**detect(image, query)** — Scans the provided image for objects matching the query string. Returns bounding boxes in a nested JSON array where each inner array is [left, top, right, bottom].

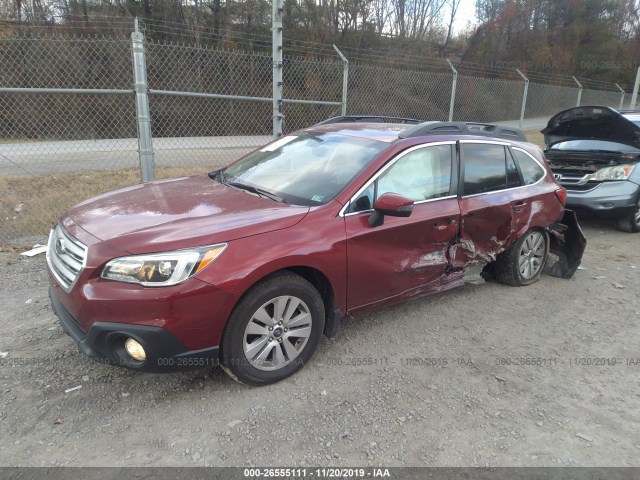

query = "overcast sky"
[[452, 0, 478, 34]]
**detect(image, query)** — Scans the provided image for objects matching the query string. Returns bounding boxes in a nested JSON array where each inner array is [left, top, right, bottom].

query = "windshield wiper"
[[211, 170, 286, 203], [226, 180, 286, 203]]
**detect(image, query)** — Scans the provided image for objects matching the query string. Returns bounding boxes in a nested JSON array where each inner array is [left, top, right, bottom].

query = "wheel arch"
[[238, 265, 336, 311], [220, 264, 340, 346], [284, 266, 336, 322], [494, 226, 550, 286], [218, 267, 330, 385]]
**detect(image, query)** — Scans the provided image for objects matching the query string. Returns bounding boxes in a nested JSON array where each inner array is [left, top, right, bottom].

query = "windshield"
[[221, 132, 388, 206], [549, 139, 640, 153]]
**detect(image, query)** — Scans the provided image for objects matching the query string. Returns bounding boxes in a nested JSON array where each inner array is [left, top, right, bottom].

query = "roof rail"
[[316, 115, 422, 125], [398, 121, 527, 142]]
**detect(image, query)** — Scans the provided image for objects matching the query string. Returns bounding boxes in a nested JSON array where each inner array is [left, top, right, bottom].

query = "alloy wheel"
[[518, 231, 546, 280], [243, 295, 313, 371]]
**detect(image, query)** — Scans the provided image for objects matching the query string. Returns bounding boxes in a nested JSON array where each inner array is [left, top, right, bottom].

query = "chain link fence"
[[454, 75, 524, 122], [0, 28, 630, 244], [0, 35, 139, 242], [146, 43, 275, 178], [582, 88, 625, 109], [523, 82, 579, 120], [348, 64, 452, 120]]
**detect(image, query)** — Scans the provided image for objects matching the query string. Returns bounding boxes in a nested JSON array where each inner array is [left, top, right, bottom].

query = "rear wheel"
[[616, 200, 640, 233], [220, 272, 325, 386], [494, 229, 549, 286]]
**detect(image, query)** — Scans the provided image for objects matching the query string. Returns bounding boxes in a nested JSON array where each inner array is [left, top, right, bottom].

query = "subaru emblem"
[[55, 238, 66, 255]]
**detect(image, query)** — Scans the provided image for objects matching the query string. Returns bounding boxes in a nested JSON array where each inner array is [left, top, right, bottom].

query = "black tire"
[[616, 201, 640, 233], [494, 229, 549, 287], [220, 272, 325, 386]]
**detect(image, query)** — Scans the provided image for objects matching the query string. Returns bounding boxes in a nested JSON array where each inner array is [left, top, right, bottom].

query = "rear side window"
[[506, 149, 521, 188], [513, 149, 545, 185], [461, 144, 507, 195]]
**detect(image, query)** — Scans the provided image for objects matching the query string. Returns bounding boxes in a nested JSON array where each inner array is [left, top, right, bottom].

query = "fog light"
[[124, 338, 146, 362]]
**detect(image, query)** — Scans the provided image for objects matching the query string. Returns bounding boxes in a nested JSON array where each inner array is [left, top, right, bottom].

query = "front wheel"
[[494, 229, 549, 286], [616, 200, 640, 233], [220, 272, 325, 386]]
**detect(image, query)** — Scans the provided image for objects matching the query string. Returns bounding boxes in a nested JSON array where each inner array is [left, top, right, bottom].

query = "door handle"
[[511, 201, 526, 212]]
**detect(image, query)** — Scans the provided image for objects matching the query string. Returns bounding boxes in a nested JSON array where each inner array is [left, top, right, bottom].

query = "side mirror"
[[368, 193, 414, 227]]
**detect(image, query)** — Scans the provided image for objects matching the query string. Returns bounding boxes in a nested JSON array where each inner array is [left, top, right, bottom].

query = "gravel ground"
[[1, 217, 639, 467]]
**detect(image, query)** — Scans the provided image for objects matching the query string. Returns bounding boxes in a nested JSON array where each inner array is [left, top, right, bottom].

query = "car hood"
[[541, 106, 640, 149], [67, 175, 309, 254]]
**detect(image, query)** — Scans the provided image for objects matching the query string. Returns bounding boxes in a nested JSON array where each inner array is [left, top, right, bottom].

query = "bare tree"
[[391, 0, 447, 39], [442, 0, 460, 51], [370, 0, 394, 34]]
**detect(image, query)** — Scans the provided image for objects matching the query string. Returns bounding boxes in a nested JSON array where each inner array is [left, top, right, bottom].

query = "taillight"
[[555, 188, 567, 206]]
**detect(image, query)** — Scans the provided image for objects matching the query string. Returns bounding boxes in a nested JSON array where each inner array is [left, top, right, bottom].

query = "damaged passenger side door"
[[344, 143, 460, 311]]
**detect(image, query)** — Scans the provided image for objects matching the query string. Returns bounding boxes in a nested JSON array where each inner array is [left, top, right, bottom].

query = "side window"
[[462, 143, 508, 195], [350, 184, 374, 212], [513, 149, 545, 185], [348, 145, 453, 213], [377, 145, 452, 202], [506, 149, 522, 188]]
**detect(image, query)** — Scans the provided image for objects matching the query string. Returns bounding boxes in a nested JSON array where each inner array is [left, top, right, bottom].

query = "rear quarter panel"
[[511, 144, 566, 234]]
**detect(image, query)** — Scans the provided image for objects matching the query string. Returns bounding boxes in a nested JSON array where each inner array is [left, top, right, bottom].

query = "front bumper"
[[50, 287, 219, 372], [564, 180, 640, 218]]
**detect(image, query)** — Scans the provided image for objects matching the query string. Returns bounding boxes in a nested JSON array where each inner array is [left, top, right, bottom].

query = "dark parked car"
[[47, 118, 585, 385], [542, 106, 640, 232]]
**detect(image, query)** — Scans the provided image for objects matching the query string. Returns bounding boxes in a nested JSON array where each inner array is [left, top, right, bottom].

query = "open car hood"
[[541, 106, 640, 149]]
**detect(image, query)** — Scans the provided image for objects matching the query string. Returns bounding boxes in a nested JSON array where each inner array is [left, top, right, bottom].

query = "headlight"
[[101, 244, 227, 287], [593, 164, 635, 181]]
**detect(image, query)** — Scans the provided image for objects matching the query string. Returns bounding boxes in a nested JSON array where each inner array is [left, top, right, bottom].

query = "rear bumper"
[[50, 287, 219, 372], [564, 180, 640, 217], [547, 210, 587, 280]]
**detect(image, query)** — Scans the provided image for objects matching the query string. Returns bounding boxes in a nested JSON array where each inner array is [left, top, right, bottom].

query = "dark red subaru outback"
[[47, 118, 585, 385]]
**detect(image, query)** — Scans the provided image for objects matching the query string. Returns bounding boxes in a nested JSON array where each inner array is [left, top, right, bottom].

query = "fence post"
[[615, 83, 625, 110], [446, 59, 457, 122], [272, 0, 284, 137], [333, 45, 348, 116], [572, 76, 583, 107], [131, 18, 154, 182], [630, 67, 640, 109], [515, 69, 529, 129]]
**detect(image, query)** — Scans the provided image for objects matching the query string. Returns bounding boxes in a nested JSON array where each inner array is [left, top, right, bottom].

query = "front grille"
[[46, 224, 87, 292], [553, 167, 597, 176], [555, 174, 601, 192], [563, 181, 601, 192]]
